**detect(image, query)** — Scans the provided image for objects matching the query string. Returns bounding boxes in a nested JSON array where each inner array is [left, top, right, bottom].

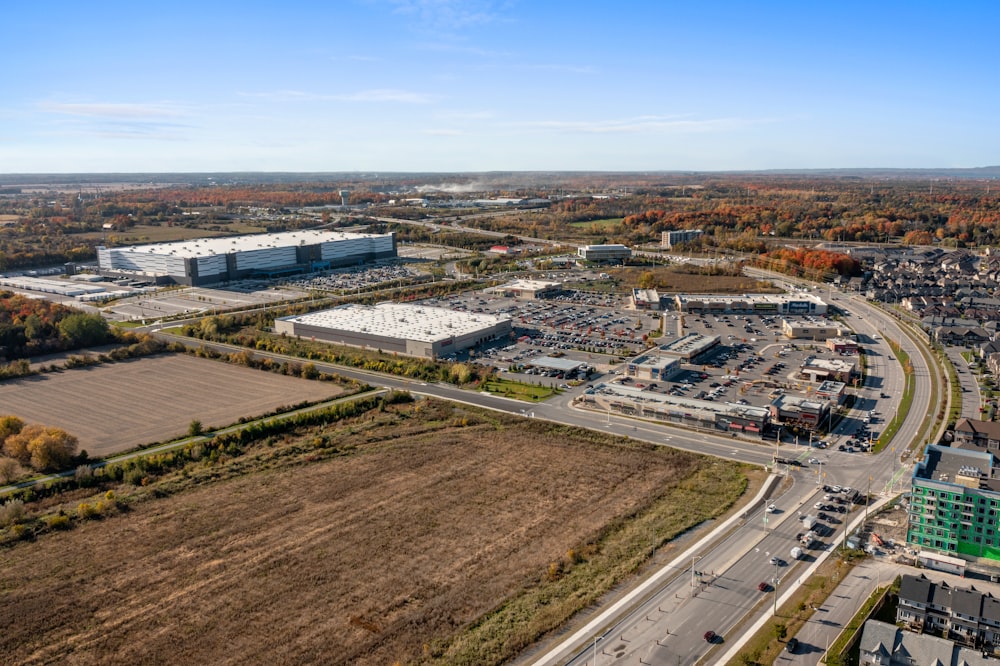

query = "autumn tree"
[[0, 457, 21, 484], [0, 415, 25, 445], [4, 424, 78, 471]]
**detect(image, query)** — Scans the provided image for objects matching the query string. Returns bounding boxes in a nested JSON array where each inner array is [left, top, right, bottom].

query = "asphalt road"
[[121, 275, 937, 665], [530, 281, 935, 665]]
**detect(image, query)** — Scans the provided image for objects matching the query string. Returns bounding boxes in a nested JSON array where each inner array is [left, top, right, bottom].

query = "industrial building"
[[577, 244, 632, 263], [629, 288, 663, 311], [580, 384, 771, 436], [657, 332, 720, 361], [673, 293, 828, 315], [814, 380, 847, 402], [97, 230, 396, 286], [661, 229, 703, 249], [907, 441, 1000, 562], [826, 337, 860, 354], [799, 356, 857, 383], [273, 302, 512, 359], [623, 354, 683, 382], [769, 394, 831, 429], [781, 319, 845, 340], [484, 279, 561, 300]]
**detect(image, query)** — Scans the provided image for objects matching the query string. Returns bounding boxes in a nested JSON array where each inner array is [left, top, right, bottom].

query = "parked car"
[[786, 637, 799, 653]]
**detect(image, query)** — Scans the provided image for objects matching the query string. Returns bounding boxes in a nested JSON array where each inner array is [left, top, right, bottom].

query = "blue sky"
[[3, 0, 998, 173]]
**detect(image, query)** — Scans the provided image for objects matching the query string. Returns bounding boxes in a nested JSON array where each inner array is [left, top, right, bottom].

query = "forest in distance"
[[2, 169, 1000, 272]]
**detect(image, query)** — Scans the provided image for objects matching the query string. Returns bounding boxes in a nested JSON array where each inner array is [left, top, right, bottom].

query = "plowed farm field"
[[0, 401, 749, 666], [0, 354, 343, 457]]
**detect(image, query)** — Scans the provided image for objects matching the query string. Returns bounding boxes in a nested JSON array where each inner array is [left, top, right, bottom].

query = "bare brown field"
[[0, 354, 342, 457], [611, 265, 780, 294], [0, 402, 748, 666], [74, 222, 267, 244]]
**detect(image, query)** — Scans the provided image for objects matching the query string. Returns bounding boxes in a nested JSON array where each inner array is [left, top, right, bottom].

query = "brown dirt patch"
[[0, 406, 737, 666], [611, 265, 780, 294], [0, 354, 342, 457]]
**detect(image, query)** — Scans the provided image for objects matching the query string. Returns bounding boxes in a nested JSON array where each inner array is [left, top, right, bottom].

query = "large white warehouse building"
[[97, 230, 396, 285], [274, 302, 513, 358]]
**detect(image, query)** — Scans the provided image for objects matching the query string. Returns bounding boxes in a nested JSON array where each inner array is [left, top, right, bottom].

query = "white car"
[[831, 485, 842, 493], [766, 504, 777, 513], [815, 501, 825, 509], [809, 458, 821, 464]]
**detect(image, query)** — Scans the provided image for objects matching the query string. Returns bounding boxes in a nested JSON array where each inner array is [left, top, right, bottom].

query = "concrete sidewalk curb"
[[531, 473, 783, 665], [714, 494, 897, 664]]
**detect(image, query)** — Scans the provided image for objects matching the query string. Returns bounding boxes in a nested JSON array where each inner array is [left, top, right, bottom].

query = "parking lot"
[[618, 312, 850, 404], [420, 286, 654, 377], [279, 263, 424, 293]]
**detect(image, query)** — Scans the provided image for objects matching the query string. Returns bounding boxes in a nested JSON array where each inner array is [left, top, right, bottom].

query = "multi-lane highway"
[[528, 281, 937, 665], [147, 271, 936, 666]]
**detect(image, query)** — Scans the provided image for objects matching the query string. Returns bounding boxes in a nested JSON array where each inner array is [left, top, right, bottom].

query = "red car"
[[757, 581, 769, 592], [704, 630, 717, 643]]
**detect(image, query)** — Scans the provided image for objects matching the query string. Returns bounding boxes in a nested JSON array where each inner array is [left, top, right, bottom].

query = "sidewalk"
[[780, 558, 900, 664]]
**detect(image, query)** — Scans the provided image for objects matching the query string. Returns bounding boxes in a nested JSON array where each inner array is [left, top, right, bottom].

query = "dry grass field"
[[0, 354, 342, 457], [611, 265, 781, 294], [0, 400, 749, 666], [73, 222, 268, 245]]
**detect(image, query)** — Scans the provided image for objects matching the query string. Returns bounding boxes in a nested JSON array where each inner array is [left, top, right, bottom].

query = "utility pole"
[[773, 560, 780, 616], [864, 475, 872, 528]]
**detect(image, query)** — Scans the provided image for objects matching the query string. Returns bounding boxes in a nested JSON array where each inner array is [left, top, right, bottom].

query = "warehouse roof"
[[108, 230, 389, 259], [278, 302, 510, 343]]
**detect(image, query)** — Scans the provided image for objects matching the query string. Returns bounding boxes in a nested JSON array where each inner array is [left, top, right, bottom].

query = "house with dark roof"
[[980, 340, 1000, 360], [934, 326, 991, 347], [954, 418, 1000, 452], [896, 574, 1000, 652], [860, 619, 990, 665]]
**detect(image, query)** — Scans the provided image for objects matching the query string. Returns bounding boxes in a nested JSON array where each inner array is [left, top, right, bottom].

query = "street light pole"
[[864, 475, 872, 528], [593, 636, 602, 666], [691, 555, 702, 588], [773, 561, 780, 616]]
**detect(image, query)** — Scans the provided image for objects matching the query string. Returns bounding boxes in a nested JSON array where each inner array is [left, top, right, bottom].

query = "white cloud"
[[433, 109, 494, 120], [239, 88, 433, 104], [338, 88, 434, 103], [512, 115, 764, 134], [385, 0, 505, 30], [415, 41, 512, 58], [36, 102, 187, 119]]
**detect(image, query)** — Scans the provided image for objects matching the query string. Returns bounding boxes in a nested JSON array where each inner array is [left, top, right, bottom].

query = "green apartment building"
[[909, 436, 1000, 562]]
